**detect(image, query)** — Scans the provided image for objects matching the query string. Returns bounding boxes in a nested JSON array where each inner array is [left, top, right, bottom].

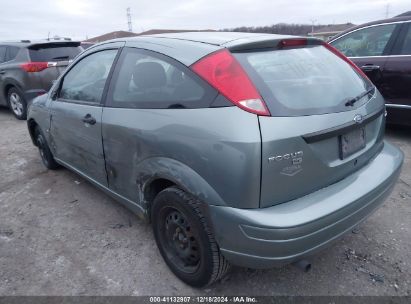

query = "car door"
[[382, 21, 411, 107], [49, 47, 119, 186], [330, 22, 400, 97]]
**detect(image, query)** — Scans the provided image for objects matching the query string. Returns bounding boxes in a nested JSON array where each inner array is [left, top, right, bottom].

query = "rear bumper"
[[209, 141, 403, 268]]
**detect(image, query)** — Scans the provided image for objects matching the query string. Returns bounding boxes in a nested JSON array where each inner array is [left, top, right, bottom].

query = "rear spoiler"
[[28, 41, 81, 50], [226, 37, 323, 52]]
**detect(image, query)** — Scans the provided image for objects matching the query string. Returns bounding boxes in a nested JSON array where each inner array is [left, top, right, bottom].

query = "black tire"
[[34, 126, 59, 170], [151, 187, 230, 287], [7, 87, 27, 120]]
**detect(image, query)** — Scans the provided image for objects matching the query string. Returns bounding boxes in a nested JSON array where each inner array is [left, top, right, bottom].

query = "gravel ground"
[[0, 107, 410, 296]]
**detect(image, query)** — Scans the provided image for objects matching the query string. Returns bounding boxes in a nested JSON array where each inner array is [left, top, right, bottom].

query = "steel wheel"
[[152, 187, 230, 287], [159, 207, 201, 274], [9, 92, 24, 117]]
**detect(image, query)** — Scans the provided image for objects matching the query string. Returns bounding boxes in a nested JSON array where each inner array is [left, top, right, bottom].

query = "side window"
[[399, 24, 411, 55], [108, 48, 216, 109], [332, 24, 396, 57], [0, 46, 6, 63], [59, 49, 117, 103], [5, 46, 19, 62]]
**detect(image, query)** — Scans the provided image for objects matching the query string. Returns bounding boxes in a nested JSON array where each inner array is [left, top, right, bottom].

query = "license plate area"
[[339, 128, 366, 159]]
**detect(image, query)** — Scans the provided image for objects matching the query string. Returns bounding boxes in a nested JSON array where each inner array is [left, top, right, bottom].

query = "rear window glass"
[[234, 45, 371, 116], [29, 44, 82, 62]]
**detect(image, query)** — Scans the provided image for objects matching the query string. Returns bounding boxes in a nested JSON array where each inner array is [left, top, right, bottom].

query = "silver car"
[[27, 32, 404, 287], [0, 40, 82, 119]]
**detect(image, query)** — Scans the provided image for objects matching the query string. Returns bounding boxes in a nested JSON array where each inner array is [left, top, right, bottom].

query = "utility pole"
[[127, 7, 133, 32], [385, 3, 390, 18], [310, 19, 317, 35]]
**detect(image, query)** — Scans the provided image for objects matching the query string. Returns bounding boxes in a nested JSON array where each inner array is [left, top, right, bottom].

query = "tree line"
[[221, 23, 328, 36]]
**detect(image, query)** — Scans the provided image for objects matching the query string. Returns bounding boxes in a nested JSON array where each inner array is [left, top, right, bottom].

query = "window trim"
[[330, 21, 407, 58], [104, 47, 218, 109], [4, 46, 20, 62], [392, 22, 411, 55], [55, 47, 122, 106], [0, 46, 20, 64]]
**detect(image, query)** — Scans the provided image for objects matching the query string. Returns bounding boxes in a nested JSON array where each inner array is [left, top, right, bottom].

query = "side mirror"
[[51, 90, 58, 100]]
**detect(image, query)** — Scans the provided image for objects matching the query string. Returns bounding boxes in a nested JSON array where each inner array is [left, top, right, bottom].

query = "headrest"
[[132, 62, 166, 89]]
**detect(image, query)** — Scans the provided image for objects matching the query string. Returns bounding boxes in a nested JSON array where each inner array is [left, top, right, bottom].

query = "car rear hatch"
[[25, 42, 82, 90], [230, 38, 386, 208]]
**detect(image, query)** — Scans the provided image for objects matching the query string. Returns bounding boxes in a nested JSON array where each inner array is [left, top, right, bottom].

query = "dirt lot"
[[0, 107, 410, 296]]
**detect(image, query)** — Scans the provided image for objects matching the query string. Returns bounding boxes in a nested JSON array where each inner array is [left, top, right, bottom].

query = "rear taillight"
[[20, 62, 55, 73], [322, 42, 370, 81], [191, 49, 270, 116]]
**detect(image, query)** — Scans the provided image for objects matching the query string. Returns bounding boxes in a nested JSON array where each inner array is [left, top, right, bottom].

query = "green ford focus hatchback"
[[27, 32, 404, 287]]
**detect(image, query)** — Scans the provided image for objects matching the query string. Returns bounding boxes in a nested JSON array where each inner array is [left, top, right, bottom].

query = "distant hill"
[[84, 29, 216, 43], [396, 11, 411, 17], [84, 31, 138, 43]]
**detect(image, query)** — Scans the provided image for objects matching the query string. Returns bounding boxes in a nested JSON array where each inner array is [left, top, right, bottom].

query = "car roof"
[[86, 32, 317, 66], [330, 15, 411, 41], [130, 31, 296, 46], [97, 32, 304, 66]]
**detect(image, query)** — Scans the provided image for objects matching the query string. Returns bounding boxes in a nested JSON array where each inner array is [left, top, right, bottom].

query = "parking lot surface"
[[0, 108, 410, 296]]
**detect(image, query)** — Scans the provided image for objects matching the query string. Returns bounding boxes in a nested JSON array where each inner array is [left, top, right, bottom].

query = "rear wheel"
[[34, 126, 59, 170], [7, 87, 27, 120], [151, 187, 230, 287]]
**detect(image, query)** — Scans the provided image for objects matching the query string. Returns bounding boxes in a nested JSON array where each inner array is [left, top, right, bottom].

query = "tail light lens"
[[20, 62, 55, 73], [278, 38, 307, 48], [191, 49, 270, 116], [322, 42, 370, 81]]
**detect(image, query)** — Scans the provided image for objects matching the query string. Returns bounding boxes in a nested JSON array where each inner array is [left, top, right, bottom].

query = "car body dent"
[[27, 94, 52, 144], [101, 106, 262, 210], [136, 157, 226, 206]]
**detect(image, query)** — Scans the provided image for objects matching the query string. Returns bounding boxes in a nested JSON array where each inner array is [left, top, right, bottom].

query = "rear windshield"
[[234, 45, 372, 116], [29, 43, 82, 62]]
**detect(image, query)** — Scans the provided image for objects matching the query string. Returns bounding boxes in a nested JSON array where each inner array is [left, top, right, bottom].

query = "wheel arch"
[[4, 83, 14, 99], [138, 157, 226, 220], [27, 118, 39, 146], [2, 79, 24, 102]]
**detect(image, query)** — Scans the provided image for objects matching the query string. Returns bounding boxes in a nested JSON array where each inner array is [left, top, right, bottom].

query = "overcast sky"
[[0, 0, 409, 41]]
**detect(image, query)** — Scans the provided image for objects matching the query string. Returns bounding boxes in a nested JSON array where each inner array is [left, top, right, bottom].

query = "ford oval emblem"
[[353, 114, 363, 124]]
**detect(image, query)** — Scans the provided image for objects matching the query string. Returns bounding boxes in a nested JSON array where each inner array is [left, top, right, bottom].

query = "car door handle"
[[0, 70, 5, 74], [82, 114, 96, 125], [361, 64, 380, 71]]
